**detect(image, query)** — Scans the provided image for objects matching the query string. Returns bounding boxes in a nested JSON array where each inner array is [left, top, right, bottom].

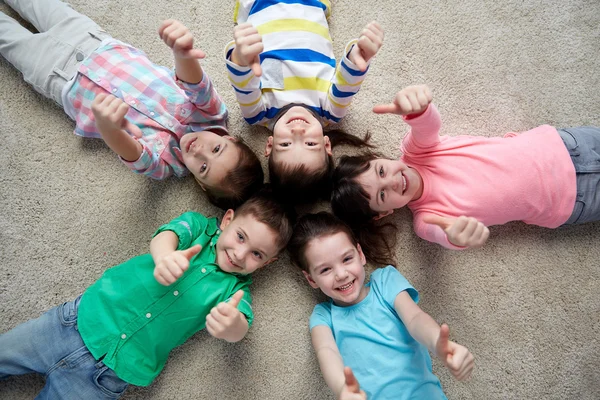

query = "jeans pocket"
[[94, 365, 129, 398], [565, 200, 585, 225], [59, 296, 82, 327], [558, 129, 580, 157]]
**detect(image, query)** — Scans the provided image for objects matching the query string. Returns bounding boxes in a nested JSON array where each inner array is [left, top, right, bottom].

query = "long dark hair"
[[268, 129, 373, 204], [331, 152, 397, 266], [288, 212, 358, 272]]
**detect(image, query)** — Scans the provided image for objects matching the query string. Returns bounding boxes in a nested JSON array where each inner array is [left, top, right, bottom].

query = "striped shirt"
[[63, 39, 228, 180], [225, 0, 369, 129]]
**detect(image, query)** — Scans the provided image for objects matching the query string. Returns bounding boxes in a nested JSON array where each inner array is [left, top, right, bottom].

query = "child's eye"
[[200, 163, 207, 173], [252, 251, 262, 259], [237, 232, 244, 242], [306, 142, 316, 146], [320, 267, 331, 274], [379, 166, 384, 177], [280, 143, 291, 147], [212, 144, 221, 153], [343, 256, 353, 263], [380, 190, 385, 202]]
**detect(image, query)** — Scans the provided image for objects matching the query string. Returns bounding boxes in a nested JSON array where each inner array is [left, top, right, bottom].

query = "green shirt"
[[77, 212, 253, 386]]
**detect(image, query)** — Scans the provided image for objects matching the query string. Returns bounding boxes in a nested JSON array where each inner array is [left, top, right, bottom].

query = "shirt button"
[[76, 52, 84, 62], [173, 290, 179, 296], [121, 334, 127, 339], [150, 111, 155, 116], [95, 77, 101, 82], [146, 313, 152, 318], [112, 88, 117, 93], [201, 268, 206, 273], [130, 101, 136, 105]]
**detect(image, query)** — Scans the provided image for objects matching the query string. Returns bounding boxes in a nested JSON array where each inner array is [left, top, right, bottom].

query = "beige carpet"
[[1, 0, 599, 399]]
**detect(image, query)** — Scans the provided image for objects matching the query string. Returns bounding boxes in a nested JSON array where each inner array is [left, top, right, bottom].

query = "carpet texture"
[[1, 0, 599, 399]]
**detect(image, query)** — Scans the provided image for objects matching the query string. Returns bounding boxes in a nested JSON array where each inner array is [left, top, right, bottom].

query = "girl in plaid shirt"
[[0, 0, 264, 209]]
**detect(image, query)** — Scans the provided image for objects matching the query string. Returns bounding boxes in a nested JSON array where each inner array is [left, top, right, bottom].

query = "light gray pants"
[[0, 0, 110, 106]]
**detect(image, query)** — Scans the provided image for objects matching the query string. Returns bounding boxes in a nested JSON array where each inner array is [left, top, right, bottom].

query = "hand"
[[423, 215, 489, 248], [158, 19, 206, 60], [348, 21, 384, 71], [206, 290, 248, 342], [153, 244, 202, 285], [231, 22, 263, 76], [338, 367, 367, 400], [435, 324, 475, 381], [91, 93, 143, 138], [373, 84, 432, 116]]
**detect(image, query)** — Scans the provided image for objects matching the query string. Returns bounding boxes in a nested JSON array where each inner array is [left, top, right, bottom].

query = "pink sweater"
[[403, 105, 576, 249]]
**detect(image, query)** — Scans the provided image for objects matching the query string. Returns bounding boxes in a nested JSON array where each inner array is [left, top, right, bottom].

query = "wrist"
[[230, 48, 248, 67]]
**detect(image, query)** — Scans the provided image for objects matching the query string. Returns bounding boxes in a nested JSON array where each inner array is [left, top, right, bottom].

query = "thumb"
[[423, 215, 454, 231], [187, 48, 206, 59], [228, 290, 245, 308], [124, 120, 144, 139], [344, 367, 361, 393], [436, 323, 451, 360], [372, 103, 399, 114], [353, 53, 367, 72], [251, 58, 262, 77], [181, 244, 202, 260]]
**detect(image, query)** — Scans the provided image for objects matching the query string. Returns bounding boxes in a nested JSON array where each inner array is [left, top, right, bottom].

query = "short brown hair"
[[203, 139, 264, 210], [234, 186, 296, 252], [288, 212, 357, 272]]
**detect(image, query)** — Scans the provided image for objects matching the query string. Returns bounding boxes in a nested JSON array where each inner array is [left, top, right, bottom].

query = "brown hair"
[[268, 129, 373, 204], [234, 186, 296, 252], [331, 153, 397, 266], [203, 139, 264, 210], [288, 212, 357, 272]]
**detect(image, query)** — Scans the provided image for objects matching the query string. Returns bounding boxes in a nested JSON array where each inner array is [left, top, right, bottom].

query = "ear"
[[263, 256, 278, 267], [302, 270, 320, 289], [224, 135, 237, 142], [219, 209, 235, 230], [264, 136, 273, 157], [323, 135, 332, 156], [194, 176, 206, 191], [373, 210, 393, 220], [356, 243, 367, 266]]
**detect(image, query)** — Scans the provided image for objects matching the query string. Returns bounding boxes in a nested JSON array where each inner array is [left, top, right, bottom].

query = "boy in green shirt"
[[0, 190, 294, 398]]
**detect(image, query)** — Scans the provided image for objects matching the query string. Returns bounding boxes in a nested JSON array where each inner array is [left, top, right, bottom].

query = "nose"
[[291, 126, 305, 135], [335, 267, 348, 281]]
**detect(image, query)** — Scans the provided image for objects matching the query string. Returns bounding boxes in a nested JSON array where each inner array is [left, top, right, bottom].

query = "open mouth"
[[186, 137, 197, 153], [287, 117, 308, 124], [335, 279, 355, 293], [226, 251, 242, 270], [401, 173, 407, 194]]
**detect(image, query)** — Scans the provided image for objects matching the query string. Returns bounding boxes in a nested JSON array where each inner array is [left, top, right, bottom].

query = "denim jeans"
[[558, 126, 600, 225], [0, 0, 110, 106], [0, 297, 129, 399]]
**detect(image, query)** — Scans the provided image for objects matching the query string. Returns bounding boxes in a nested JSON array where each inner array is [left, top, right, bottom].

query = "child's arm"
[[324, 22, 384, 123], [91, 93, 144, 162], [150, 231, 202, 286], [311, 325, 353, 399], [373, 85, 442, 149], [205, 290, 249, 342], [224, 23, 268, 125], [394, 291, 475, 381], [422, 214, 490, 249]]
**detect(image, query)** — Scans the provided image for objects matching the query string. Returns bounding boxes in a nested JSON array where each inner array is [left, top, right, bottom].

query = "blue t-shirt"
[[309, 266, 447, 400]]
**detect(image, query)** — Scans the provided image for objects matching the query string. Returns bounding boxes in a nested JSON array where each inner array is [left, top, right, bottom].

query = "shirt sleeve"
[[309, 303, 333, 330], [323, 40, 370, 124], [224, 41, 268, 126], [373, 266, 419, 307], [413, 212, 466, 250], [153, 212, 209, 250], [120, 138, 175, 180], [175, 70, 228, 125], [401, 104, 443, 154]]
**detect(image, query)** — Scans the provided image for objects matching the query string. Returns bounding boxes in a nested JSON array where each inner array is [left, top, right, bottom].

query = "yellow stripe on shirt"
[[257, 19, 331, 41]]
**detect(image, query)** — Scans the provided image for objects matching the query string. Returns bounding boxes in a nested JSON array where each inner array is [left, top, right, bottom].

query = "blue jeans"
[[0, 297, 128, 399], [558, 126, 600, 225]]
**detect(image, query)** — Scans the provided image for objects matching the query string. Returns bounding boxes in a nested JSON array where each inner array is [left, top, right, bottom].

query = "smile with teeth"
[[336, 279, 355, 292], [401, 174, 407, 193], [226, 251, 242, 269], [186, 137, 197, 153], [287, 118, 308, 124]]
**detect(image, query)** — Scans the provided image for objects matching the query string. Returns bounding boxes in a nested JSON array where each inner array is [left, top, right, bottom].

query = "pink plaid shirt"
[[65, 40, 228, 179]]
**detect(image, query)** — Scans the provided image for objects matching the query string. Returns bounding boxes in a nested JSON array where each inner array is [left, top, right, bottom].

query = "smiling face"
[[355, 158, 424, 218], [302, 232, 368, 307], [216, 209, 280, 274], [179, 131, 241, 189], [266, 106, 331, 172]]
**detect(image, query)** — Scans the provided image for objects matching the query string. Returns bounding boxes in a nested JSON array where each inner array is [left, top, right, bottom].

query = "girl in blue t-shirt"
[[288, 212, 474, 400]]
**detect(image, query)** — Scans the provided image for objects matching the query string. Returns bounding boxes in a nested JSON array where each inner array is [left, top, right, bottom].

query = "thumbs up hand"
[[435, 324, 475, 381], [206, 290, 249, 342], [153, 244, 202, 285], [423, 215, 489, 248], [338, 367, 367, 400]]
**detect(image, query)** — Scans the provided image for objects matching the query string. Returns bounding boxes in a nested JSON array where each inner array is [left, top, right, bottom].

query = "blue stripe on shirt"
[[227, 63, 251, 76], [341, 59, 368, 76], [331, 85, 356, 98], [260, 49, 336, 68], [232, 85, 254, 95], [249, 0, 327, 16]]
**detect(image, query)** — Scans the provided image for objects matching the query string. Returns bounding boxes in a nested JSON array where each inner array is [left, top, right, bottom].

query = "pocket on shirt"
[[94, 365, 129, 397]]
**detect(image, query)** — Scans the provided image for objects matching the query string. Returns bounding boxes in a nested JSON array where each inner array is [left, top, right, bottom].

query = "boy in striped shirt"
[[225, 0, 384, 203]]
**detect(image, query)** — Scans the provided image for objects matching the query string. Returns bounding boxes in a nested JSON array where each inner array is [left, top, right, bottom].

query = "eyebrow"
[[240, 227, 267, 258]]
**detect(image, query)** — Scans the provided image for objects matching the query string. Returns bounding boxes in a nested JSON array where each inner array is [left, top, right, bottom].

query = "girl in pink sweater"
[[331, 84, 599, 261]]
